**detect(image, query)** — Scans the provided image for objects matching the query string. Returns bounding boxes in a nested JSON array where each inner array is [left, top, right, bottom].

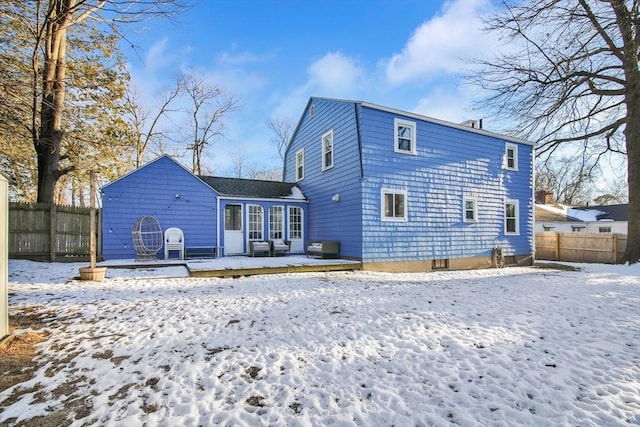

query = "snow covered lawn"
[[2, 260, 639, 426]]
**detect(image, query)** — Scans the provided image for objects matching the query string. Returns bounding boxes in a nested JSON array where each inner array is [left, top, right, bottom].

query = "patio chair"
[[250, 240, 270, 257], [270, 239, 291, 256], [164, 227, 184, 260]]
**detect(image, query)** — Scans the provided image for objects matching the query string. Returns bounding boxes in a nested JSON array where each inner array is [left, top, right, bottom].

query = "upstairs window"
[[505, 199, 519, 235], [505, 143, 518, 170], [394, 118, 416, 154], [463, 197, 477, 222], [382, 188, 407, 222], [322, 130, 334, 171], [296, 149, 304, 181]]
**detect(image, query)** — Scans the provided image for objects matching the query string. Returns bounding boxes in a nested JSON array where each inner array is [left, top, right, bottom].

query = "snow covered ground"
[[2, 259, 639, 426]]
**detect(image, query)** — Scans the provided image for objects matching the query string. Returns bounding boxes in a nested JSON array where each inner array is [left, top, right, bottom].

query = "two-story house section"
[[284, 97, 535, 272]]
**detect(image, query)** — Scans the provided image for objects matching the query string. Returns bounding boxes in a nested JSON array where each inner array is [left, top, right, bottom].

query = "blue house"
[[101, 155, 307, 260], [282, 97, 535, 272]]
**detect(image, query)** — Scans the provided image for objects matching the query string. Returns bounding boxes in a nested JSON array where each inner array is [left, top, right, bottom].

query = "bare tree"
[[268, 117, 295, 164], [472, 0, 640, 263], [536, 155, 595, 206], [124, 79, 184, 168], [182, 72, 239, 175], [4, 0, 188, 203]]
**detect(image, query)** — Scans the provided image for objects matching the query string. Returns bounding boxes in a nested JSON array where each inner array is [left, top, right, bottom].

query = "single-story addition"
[[282, 97, 536, 272], [535, 203, 629, 234], [101, 155, 308, 260]]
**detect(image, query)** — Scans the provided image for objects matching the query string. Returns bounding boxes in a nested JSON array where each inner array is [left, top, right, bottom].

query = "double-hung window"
[[322, 130, 334, 171], [505, 199, 519, 235], [505, 143, 518, 170], [463, 197, 477, 222], [296, 149, 304, 181], [382, 188, 407, 222], [394, 118, 416, 154]]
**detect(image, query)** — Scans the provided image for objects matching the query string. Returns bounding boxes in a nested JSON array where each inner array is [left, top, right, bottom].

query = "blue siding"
[[101, 156, 218, 260], [285, 98, 534, 264], [285, 99, 363, 258], [360, 106, 533, 263]]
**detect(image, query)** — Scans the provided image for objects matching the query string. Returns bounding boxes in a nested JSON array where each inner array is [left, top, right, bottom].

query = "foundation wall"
[[362, 254, 534, 273]]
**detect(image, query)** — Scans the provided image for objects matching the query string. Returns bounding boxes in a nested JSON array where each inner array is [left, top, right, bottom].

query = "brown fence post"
[[554, 232, 560, 261], [49, 203, 56, 262], [612, 234, 617, 264]]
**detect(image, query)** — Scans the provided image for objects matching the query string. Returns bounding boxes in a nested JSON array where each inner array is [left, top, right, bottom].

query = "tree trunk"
[[34, 0, 71, 203], [614, 0, 640, 264], [623, 98, 640, 263]]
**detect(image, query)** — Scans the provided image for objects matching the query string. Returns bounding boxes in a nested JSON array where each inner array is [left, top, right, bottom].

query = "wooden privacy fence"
[[9, 202, 101, 262], [535, 231, 627, 264]]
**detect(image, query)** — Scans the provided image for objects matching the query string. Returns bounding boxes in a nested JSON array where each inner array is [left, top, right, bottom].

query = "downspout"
[[531, 145, 536, 265], [216, 195, 221, 257]]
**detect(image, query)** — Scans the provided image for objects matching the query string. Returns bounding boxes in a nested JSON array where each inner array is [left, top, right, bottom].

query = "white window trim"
[[394, 118, 417, 155], [505, 199, 519, 235], [269, 205, 284, 240], [295, 148, 304, 181], [287, 206, 304, 241], [463, 196, 478, 223], [505, 143, 518, 171], [322, 129, 334, 171], [381, 188, 408, 222], [247, 204, 264, 241]]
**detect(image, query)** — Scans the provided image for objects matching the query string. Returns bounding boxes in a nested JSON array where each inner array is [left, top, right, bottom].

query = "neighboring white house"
[[535, 190, 628, 234]]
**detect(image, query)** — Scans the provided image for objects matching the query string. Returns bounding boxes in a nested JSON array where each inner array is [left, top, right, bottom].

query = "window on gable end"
[[296, 149, 304, 181], [463, 197, 477, 222], [394, 118, 416, 155], [505, 143, 518, 170], [322, 130, 334, 171], [381, 188, 407, 222]]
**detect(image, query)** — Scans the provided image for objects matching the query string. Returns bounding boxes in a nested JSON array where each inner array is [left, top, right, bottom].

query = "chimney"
[[536, 190, 554, 204]]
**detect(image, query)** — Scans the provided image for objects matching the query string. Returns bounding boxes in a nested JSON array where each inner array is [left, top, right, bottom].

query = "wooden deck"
[[100, 255, 362, 278]]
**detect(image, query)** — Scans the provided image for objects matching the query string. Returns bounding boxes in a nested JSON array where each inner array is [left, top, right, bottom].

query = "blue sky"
[[122, 0, 497, 176]]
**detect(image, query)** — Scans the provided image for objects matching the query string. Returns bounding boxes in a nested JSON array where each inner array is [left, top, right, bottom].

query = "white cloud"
[[271, 52, 365, 120], [143, 37, 174, 74], [306, 52, 364, 95], [385, 0, 493, 85], [414, 86, 476, 124]]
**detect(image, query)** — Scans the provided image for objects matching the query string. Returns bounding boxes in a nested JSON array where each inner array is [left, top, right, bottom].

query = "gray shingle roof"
[[573, 204, 628, 221], [199, 176, 304, 199]]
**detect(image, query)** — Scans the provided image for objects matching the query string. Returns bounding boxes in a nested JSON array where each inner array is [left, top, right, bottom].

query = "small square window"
[[599, 226, 612, 233], [295, 149, 304, 181], [381, 188, 407, 222], [394, 118, 416, 154], [463, 197, 477, 222], [505, 199, 519, 235], [322, 130, 334, 171], [505, 143, 518, 170]]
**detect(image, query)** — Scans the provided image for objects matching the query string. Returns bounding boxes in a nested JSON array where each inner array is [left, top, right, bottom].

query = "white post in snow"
[[0, 173, 8, 339]]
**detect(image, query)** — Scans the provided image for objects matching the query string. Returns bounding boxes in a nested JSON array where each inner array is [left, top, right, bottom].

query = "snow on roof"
[[567, 207, 606, 222], [283, 186, 305, 200]]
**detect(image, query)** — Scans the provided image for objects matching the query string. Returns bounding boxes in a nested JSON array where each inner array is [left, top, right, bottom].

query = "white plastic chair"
[[164, 227, 184, 260]]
